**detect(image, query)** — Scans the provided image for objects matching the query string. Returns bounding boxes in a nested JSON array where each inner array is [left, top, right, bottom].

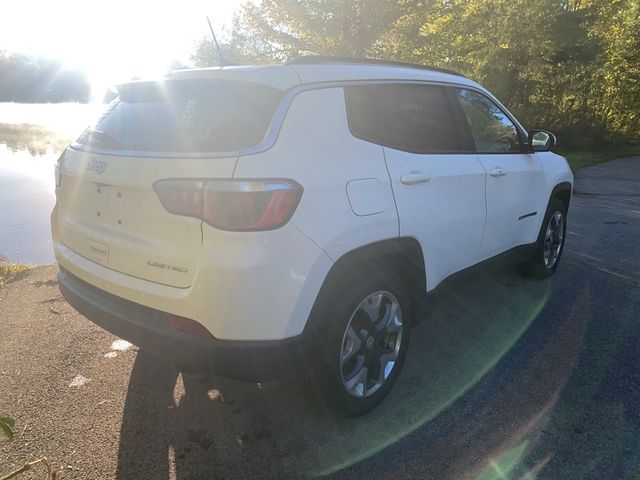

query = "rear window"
[[77, 80, 283, 153], [345, 84, 472, 153]]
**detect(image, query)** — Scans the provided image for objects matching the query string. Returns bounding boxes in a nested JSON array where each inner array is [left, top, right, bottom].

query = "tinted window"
[[345, 84, 469, 153], [456, 89, 523, 153], [77, 80, 283, 153]]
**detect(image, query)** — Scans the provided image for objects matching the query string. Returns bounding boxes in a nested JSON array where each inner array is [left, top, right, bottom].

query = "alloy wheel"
[[339, 291, 404, 398], [543, 210, 564, 269]]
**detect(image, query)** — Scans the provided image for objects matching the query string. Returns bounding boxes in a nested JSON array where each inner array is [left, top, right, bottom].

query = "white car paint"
[[233, 87, 399, 262], [476, 151, 546, 260], [51, 62, 573, 342], [383, 149, 487, 290]]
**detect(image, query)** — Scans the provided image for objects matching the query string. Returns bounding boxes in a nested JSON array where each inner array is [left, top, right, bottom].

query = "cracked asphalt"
[[1, 157, 639, 479]]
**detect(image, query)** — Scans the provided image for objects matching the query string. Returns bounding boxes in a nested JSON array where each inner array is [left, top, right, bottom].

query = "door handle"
[[400, 173, 432, 185], [489, 167, 508, 177]]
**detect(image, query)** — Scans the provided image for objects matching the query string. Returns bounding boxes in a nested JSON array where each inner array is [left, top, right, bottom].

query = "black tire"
[[520, 198, 567, 279], [302, 262, 412, 416]]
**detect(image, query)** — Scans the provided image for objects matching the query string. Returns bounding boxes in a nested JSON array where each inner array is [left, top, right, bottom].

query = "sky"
[[0, 0, 246, 98]]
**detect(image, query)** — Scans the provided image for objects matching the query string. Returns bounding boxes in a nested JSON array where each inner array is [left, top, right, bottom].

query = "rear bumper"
[[58, 268, 303, 381]]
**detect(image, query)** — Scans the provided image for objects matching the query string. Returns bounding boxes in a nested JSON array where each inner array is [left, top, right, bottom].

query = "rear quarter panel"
[[233, 87, 400, 336], [233, 87, 399, 261]]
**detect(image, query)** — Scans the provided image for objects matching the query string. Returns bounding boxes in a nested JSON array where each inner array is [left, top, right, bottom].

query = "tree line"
[[0, 52, 90, 103], [192, 0, 640, 147]]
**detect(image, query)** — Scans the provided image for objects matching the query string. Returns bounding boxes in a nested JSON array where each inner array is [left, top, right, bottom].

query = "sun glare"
[[0, 0, 244, 101]]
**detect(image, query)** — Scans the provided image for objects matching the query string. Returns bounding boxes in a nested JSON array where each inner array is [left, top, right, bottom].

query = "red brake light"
[[155, 180, 204, 218], [154, 179, 303, 231]]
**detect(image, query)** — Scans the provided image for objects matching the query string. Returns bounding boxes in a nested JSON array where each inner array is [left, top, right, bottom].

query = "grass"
[[559, 144, 640, 173], [0, 254, 32, 288]]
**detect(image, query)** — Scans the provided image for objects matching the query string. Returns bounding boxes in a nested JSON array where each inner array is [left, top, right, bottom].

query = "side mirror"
[[528, 129, 557, 152]]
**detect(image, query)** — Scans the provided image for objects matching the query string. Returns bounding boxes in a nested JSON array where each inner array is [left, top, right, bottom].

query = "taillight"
[[153, 179, 303, 231], [55, 149, 66, 187]]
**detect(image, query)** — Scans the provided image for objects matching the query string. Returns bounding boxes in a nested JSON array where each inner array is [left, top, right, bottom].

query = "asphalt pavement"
[[1, 156, 639, 479]]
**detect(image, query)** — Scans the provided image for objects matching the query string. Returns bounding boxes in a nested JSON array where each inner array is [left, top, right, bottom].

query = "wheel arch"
[[549, 181, 573, 212], [303, 236, 426, 334]]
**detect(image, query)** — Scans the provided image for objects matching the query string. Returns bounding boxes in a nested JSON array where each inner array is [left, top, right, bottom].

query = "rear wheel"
[[521, 198, 567, 278], [303, 264, 411, 416]]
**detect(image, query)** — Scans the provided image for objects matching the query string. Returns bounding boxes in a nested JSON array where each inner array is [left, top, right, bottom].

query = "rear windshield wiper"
[[81, 130, 123, 150]]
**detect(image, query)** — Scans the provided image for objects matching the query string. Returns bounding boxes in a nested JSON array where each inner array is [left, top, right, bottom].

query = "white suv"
[[52, 57, 573, 415]]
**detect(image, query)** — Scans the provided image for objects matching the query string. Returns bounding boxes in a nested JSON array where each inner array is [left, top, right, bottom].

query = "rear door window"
[[344, 84, 473, 153], [77, 80, 283, 153]]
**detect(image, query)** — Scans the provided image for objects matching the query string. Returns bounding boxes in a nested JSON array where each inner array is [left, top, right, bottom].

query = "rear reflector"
[[154, 179, 303, 231], [169, 314, 215, 339]]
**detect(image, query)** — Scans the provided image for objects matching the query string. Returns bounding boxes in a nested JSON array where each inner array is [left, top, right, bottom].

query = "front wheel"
[[303, 266, 412, 416], [521, 198, 567, 278]]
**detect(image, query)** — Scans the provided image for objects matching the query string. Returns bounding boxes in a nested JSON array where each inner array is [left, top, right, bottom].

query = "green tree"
[[191, 0, 640, 145], [382, 0, 609, 143], [589, 0, 640, 142], [0, 52, 90, 103], [191, 16, 274, 66], [238, 0, 414, 60]]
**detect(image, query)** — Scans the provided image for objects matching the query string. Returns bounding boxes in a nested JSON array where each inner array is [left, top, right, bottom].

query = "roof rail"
[[286, 55, 466, 78]]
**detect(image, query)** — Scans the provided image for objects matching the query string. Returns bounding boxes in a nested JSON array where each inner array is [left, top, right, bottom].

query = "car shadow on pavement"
[[115, 262, 590, 480]]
